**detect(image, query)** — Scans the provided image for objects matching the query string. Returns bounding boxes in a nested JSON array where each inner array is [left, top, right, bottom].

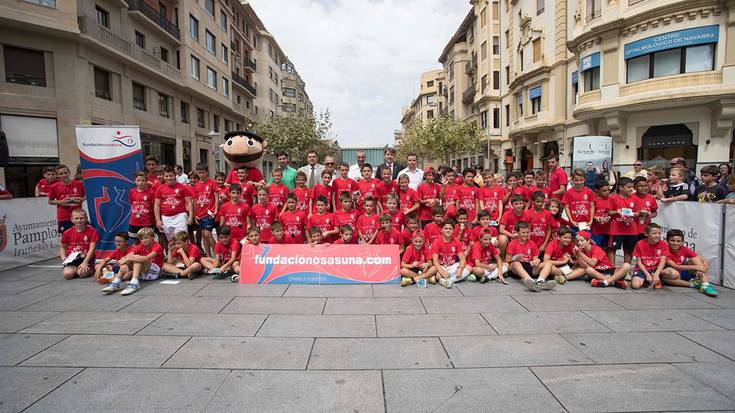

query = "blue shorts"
[[613, 235, 637, 253], [591, 234, 611, 249], [679, 270, 695, 281], [631, 269, 654, 279], [198, 216, 216, 231]]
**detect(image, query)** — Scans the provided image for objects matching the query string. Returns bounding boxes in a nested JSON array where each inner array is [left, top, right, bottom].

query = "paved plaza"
[[1, 260, 734, 412]]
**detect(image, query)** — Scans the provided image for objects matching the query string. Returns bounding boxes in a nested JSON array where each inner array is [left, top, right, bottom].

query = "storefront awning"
[[579, 52, 600, 72], [529, 86, 542, 99]]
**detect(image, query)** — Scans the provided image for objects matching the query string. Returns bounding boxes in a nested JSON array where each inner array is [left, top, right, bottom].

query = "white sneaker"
[[523, 278, 542, 292], [438, 278, 453, 289], [539, 280, 557, 290], [102, 282, 122, 295], [120, 283, 140, 296]]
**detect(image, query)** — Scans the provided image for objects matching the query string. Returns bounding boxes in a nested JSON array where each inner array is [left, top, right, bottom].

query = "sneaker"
[[522, 277, 542, 292], [159, 270, 179, 279], [187, 271, 197, 280], [230, 274, 239, 283], [428, 276, 437, 285], [120, 283, 140, 296], [102, 281, 122, 295], [653, 281, 663, 289], [591, 279, 605, 288], [539, 280, 557, 290], [466, 274, 477, 282], [400, 277, 413, 287], [438, 278, 453, 289], [690, 279, 701, 289], [212, 270, 230, 280], [614, 280, 628, 289], [553, 274, 567, 285], [479, 276, 489, 284], [699, 283, 719, 297]]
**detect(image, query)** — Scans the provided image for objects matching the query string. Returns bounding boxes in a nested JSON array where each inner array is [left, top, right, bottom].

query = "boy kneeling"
[[102, 227, 163, 296], [665, 229, 718, 297]]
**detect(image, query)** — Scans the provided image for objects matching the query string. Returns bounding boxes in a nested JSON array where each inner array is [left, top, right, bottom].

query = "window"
[[532, 38, 541, 62], [427, 110, 434, 119], [135, 31, 145, 48], [222, 78, 229, 97], [505, 30, 509, 48], [197, 108, 206, 128], [685, 44, 715, 73], [584, 67, 600, 91], [22, 0, 56, 7], [132, 82, 146, 110], [653, 48, 680, 78], [427, 94, 435, 104], [95, 5, 109, 28], [517, 93, 523, 116], [158, 92, 170, 117], [4, 46, 46, 86], [180, 101, 189, 123], [204, 0, 214, 17], [190, 55, 200, 80], [537, 0, 544, 14], [205, 30, 215, 55], [220, 43, 228, 64], [519, 50, 524, 71], [224, 119, 232, 132], [626, 55, 649, 83], [493, 36, 499, 55], [493, 71, 500, 90], [586, 0, 601, 22], [481, 75, 487, 93], [493, 108, 500, 128], [505, 104, 510, 126], [189, 15, 199, 41], [531, 96, 541, 114], [283, 87, 296, 97], [94, 67, 111, 100], [480, 8, 487, 27], [505, 65, 509, 85], [219, 12, 227, 31], [427, 80, 434, 87], [206, 67, 216, 89], [160, 46, 168, 62], [481, 41, 487, 60], [480, 110, 488, 129], [492, 1, 499, 19], [625, 43, 716, 83], [213, 114, 220, 132], [449, 85, 455, 104]]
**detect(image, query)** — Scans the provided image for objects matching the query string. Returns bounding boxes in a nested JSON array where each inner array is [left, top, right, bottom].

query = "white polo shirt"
[[397, 167, 424, 190]]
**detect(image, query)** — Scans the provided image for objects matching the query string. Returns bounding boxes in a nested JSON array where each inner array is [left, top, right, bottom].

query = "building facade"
[[0, 0, 311, 197]]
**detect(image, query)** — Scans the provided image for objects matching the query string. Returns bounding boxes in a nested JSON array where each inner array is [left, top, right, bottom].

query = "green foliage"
[[254, 109, 338, 166], [397, 115, 483, 165]]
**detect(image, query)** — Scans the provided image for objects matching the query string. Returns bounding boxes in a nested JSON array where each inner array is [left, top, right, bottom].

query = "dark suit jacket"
[[375, 162, 405, 180]]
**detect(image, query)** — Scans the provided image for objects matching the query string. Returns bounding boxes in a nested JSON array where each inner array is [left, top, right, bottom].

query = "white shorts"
[[442, 262, 470, 282], [480, 264, 508, 280], [141, 263, 160, 281], [161, 212, 188, 239]]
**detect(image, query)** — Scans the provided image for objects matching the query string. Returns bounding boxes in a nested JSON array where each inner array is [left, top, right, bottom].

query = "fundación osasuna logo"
[[112, 130, 135, 147]]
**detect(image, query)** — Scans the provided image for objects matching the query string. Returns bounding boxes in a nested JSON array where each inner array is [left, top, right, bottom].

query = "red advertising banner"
[[239, 244, 400, 284]]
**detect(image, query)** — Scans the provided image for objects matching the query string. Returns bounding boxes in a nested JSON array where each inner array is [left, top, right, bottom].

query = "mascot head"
[[220, 130, 267, 169]]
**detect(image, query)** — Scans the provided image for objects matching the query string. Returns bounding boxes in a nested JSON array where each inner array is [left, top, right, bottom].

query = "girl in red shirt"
[[569, 231, 631, 288], [417, 168, 441, 226], [292, 172, 311, 214]]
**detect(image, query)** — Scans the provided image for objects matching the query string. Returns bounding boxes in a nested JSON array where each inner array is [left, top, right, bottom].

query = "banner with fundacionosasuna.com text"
[[239, 244, 400, 284], [0, 197, 60, 271]]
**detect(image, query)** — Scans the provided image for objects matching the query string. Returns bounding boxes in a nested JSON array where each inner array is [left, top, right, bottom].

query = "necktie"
[[309, 166, 315, 187]]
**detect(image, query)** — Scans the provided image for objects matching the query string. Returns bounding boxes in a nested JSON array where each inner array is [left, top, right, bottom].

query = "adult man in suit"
[[297, 150, 325, 188], [375, 147, 405, 180]]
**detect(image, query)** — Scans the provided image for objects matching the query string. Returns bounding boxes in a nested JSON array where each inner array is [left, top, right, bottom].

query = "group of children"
[[54, 154, 718, 297]]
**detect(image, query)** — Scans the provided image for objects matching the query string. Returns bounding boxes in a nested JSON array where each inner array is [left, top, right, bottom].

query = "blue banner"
[[76, 126, 143, 257], [624, 25, 719, 60], [529, 86, 542, 99], [580, 52, 600, 72]]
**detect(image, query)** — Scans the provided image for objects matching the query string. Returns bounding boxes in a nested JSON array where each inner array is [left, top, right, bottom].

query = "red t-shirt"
[[333, 237, 356, 245], [237, 182, 256, 206], [423, 222, 443, 246], [332, 177, 357, 200], [215, 237, 241, 261], [548, 167, 568, 200], [523, 208, 552, 248], [544, 239, 574, 261], [61, 225, 99, 257], [500, 209, 525, 235], [467, 241, 500, 266], [667, 245, 697, 265], [267, 183, 289, 209], [226, 167, 264, 185], [250, 203, 278, 240], [442, 184, 461, 218], [356, 212, 380, 242], [279, 210, 307, 243], [431, 238, 463, 266], [585, 245, 614, 270], [217, 186, 231, 206], [401, 228, 416, 245], [131, 241, 164, 267], [146, 173, 159, 189], [592, 196, 611, 235], [308, 212, 336, 242], [479, 186, 504, 221], [633, 239, 669, 270], [356, 178, 381, 211], [387, 210, 405, 231], [155, 183, 190, 216], [402, 245, 432, 265], [374, 228, 403, 245], [376, 180, 398, 207], [457, 185, 480, 221], [292, 187, 311, 213], [310, 183, 333, 213], [192, 179, 217, 219], [108, 246, 130, 261], [398, 187, 420, 214], [471, 225, 498, 241], [48, 180, 85, 221], [634, 193, 658, 234], [129, 187, 155, 226], [506, 238, 539, 263], [36, 178, 55, 196], [562, 186, 596, 224], [173, 243, 202, 263], [453, 223, 472, 251], [510, 186, 530, 203], [609, 194, 638, 235], [266, 233, 294, 244], [417, 182, 441, 221], [219, 201, 251, 241], [332, 209, 358, 243]]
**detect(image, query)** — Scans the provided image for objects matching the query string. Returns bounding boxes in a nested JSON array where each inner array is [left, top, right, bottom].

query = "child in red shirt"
[[383, 194, 405, 232], [356, 164, 381, 213], [128, 171, 156, 242], [468, 227, 505, 283], [310, 170, 334, 214], [399, 230, 437, 286], [505, 221, 553, 292], [308, 195, 338, 243], [250, 186, 279, 240], [356, 196, 380, 244], [523, 192, 553, 252], [562, 169, 596, 231], [267, 169, 289, 211], [102, 227, 163, 295], [292, 172, 311, 214], [154, 166, 194, 243], [397, 174, 420, 216], [479, 171, 504, 224], [48, 164, 86, 233], [235, 166, 256, 206], [631, 223, 674, 289], [608, 177, 639, 264], [457, 168, 480, 223], [471, 211, 499, 243], [94, 232, 131, 283], [280, 194, 307, 243], [440, 169, 460, 219], [193, 163, 219, 256], [431, 218, 470, 288], [376, 167, 398, 211], [633, 176, 658, 236], [215, 172, 230, 205], [201, 225, 241, 278], [401, 214, 420, 246], [454, 208, 472, 252], [569, 231, 630, 288], [537, 227, 577, 285], [332, 162, 357, 208], [35, 166, 57, 197], [266, 221, 294, 244], [417, 168, 441, 225], [218, 184, 251, 242], [333, 225, 355, 245], [422, 206, 445, 247], [308, 227, 324, 246], [332, 192, 359, 243], [498, 195, 527, 254], [60, 209, 98, 280], [665, 229, 718, 296], [161, 231, 203, 280], [546, 198, 568, 233], [374, 214, 404, 251], [591, 181, 613, 261]]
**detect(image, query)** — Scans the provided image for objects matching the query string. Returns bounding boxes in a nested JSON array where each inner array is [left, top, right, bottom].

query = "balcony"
[[465, 54, 478, 75], [245, 59, 256, 72], [462, 84, 476, 104], [128, 0, 180, 41], [231, 71, 256, 97]]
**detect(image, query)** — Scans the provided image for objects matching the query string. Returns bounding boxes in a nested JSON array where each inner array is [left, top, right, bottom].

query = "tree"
[[397, 115, 483, 165], [254, 109, 337, 166]]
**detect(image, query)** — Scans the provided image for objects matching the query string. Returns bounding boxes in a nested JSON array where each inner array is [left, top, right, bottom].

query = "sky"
[[248, 0, 469, 148]]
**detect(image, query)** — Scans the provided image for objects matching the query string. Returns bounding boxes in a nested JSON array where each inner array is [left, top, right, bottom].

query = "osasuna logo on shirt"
[[296, 216, 301, 222], [237, 208, 242, 214], [265, 210, 269, 215], [583, 194, 588, 200], [175, 189, 179, 194], [143, 195, 148, 201]]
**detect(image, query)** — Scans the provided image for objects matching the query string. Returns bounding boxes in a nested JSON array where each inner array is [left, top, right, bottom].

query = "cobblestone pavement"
[[1, 259, 734, 412]]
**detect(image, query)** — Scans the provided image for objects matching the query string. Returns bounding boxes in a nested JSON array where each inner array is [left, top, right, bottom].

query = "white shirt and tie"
[[297, 163, 325, 188]]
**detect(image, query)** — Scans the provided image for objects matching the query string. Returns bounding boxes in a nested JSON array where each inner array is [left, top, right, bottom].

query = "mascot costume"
[[221, 130, 266, 185]]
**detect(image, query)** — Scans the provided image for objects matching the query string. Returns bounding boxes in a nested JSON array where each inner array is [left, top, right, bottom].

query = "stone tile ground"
[[1, 259, 734, 412]]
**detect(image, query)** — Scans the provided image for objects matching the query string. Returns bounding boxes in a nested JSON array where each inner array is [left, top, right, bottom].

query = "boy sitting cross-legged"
[[160, 231, 203, 280], [102, 227, 163, 296], [665, 229, 718, 297], [431, 218, 471, 289], [399, 230, 438, 286], [536, 227, 575, 286], [631, 223, 676, 290], [505, 221, 555, 292], [94, 232, 131, 283], [568, 231, 630, 288], [468, 227, 506, 283], [201, 225, 241, 279]]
